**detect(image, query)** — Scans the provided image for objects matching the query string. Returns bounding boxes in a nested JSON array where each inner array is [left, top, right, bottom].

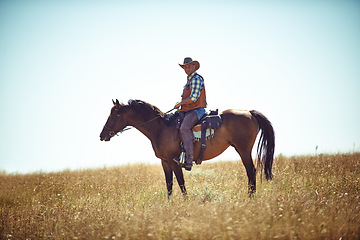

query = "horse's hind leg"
[[235, 147, 256, 196]]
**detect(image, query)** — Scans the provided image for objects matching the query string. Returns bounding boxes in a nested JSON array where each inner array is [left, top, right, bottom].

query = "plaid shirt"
[[185, 71, 204, 102]]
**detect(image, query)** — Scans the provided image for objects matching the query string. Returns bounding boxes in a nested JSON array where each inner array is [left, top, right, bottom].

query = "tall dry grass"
[[1, 153, 359, 239]]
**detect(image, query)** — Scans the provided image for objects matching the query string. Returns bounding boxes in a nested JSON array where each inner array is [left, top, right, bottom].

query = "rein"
[[105, 108, 175, 137]]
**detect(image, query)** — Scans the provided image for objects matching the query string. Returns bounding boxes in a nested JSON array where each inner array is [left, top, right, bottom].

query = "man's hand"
[[174, 102, 182, 109], [174, 98, 193, 109]]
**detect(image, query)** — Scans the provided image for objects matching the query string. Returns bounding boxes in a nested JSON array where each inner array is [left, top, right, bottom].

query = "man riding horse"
[[173, 57, 207, 171], [100, 57, 275, 196]]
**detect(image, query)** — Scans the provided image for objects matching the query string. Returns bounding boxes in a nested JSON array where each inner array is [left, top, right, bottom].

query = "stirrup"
[[173, 152, 185, 166]]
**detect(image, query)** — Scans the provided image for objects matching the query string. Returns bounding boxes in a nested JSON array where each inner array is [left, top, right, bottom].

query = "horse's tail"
[[250, 110, 275, 180]]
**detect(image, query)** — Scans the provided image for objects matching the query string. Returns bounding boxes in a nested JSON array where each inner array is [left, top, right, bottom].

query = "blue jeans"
[[179, 109, 203, 161], [194, 108, 206, 120]]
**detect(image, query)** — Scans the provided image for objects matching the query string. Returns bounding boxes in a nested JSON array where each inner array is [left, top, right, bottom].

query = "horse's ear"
[[112, 99, 116, 105], [116, 99, 120, 105]]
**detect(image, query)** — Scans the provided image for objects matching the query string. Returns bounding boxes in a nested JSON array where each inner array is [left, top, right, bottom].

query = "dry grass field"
[[1, 153, 359, 239]]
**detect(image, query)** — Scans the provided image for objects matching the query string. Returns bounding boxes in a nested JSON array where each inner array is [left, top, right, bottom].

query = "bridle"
[[103, 108, 175, 138], [103, 125, 118, 137]]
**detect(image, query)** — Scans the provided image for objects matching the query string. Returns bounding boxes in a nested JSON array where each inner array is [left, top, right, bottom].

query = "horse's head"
[[100, 99, 128, 141]]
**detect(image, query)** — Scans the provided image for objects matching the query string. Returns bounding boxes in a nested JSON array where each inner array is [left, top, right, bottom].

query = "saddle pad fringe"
[[193, 129, 214, 142]]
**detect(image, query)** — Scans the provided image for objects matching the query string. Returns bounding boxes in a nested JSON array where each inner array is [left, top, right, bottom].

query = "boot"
[[183, 156, 193, 171]]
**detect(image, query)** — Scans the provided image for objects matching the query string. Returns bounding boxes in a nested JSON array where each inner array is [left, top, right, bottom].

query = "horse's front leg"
[[171, 160, 187, 196], [161, 160, 174, 198]]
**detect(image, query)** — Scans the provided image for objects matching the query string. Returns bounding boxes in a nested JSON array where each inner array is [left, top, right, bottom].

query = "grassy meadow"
[[1, 153, 359, 239]]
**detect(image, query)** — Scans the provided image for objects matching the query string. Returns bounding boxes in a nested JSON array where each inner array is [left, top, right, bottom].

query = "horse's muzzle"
[[100, 125, 117, 141], [100, 136, 110, 141], [100, 132, 111, 141]]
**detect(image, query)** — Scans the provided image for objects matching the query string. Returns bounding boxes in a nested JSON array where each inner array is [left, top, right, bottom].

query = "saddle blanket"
[[193, 128, 214, 142]]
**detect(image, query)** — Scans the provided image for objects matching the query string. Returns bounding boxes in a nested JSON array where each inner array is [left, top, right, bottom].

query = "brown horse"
[[100, 99, 275, 197]]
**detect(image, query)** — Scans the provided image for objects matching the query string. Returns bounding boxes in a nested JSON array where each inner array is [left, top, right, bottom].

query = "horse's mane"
[[126, 99, 178, 126]]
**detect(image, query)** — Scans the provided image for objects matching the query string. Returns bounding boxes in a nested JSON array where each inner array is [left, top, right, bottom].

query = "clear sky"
[[1, 0, 359, 173]]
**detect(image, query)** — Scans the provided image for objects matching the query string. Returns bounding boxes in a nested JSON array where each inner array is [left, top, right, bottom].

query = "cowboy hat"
[[179, 57, 200, 71]]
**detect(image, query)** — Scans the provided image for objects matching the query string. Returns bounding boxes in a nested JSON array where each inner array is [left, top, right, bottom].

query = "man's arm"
[[189, 75, 203, 102]]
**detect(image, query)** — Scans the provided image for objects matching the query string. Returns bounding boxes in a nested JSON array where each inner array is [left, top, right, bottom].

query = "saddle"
[[175, 109, 222, 165]]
